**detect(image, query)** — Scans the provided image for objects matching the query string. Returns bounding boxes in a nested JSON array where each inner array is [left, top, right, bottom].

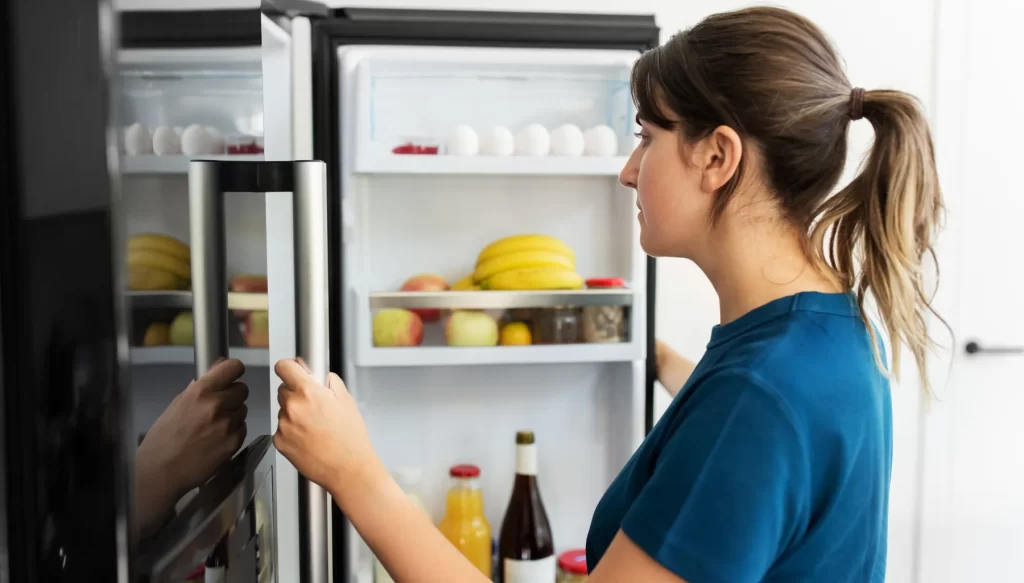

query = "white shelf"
[[369, 288, 634, 310], [126, 290, 268, 311], [357, 342, 638, 368], [354, 155, 628, 176], [122, 154, 264, 175], [130, 346, 269, 367]]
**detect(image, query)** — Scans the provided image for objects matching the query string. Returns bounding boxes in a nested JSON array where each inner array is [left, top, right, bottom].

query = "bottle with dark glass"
[[499, 430, 555, 583], [204, 537, 227, 583]]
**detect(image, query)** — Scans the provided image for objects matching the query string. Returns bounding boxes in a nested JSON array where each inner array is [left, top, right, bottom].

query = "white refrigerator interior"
[[334, 45, 647, 579]]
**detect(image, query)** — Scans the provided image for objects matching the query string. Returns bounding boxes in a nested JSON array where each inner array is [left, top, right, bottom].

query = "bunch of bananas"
[[468, 234, 583, 291], [127, 233, 191, 291]]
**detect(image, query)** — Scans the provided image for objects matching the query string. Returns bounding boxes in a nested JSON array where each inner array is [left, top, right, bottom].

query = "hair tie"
[[849, 87, 866, 121]]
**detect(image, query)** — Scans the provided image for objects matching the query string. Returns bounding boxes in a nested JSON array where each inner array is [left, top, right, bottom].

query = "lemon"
[[499, 322, 532, 346]]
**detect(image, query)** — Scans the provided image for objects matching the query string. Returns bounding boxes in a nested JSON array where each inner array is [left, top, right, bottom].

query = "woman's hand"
[[273, 359, 381, 496], [134, 358, 249, 541]]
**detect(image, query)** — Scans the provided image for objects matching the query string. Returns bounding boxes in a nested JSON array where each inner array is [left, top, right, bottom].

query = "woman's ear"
[[698, 125, 743, 194]]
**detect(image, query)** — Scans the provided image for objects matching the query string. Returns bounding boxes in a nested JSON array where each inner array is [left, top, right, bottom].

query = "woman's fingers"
[[218, 382, 249, 411]]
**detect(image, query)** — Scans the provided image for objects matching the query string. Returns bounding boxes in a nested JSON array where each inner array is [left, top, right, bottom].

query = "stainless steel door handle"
[[188, 159, 332, 583], [965, 340, 1024, 355]]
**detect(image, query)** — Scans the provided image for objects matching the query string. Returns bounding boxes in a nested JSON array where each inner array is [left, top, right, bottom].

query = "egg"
[[446, 125, 479, 156], [124, 123, 152, 156], [205, 126, 225, 154], [514, 124, 551, 156], [583, 125, 619, 157], [549, 123, 585, 156], [181, 124, 214, 156], [478, 126, 514, 156], [152, 126, 181, 156]]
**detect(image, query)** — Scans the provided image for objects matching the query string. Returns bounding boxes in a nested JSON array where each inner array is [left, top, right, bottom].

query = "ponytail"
[[809, 89, 946, 395]]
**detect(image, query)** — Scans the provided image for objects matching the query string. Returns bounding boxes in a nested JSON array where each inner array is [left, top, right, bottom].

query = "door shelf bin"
[[130, 346, 269, 367], [358, 289, 643, 366]]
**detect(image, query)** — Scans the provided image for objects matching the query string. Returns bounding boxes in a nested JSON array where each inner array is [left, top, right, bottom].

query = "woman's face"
[[619, 120, 713, 259]]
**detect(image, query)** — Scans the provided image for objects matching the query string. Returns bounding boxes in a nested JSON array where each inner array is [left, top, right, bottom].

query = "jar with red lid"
[[581, 277, 627, 343], [557, 549, 589, 582]]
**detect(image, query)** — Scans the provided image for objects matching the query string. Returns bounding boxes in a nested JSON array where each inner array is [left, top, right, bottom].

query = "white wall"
[[115, 1, 940, 581]]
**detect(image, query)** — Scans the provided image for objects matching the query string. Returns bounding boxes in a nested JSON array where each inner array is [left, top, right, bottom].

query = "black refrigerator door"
[[1, 0, 128, 580], [302, 9, 660, 581]]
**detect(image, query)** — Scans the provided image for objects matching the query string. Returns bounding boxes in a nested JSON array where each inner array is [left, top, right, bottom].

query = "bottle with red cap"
[[438, 464, 492, 576]]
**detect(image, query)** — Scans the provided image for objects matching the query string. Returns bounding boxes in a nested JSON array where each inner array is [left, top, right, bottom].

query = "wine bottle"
[[499, 430, 555, 583]]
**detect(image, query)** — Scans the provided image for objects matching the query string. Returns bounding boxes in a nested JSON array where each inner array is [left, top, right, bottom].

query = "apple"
[[230, 274, 268, 293], [445, 310, 498, 347], [373, 309, 424, 347], [245, 310, 270, 348], [169, 312, 194, 346], [399, 274, 449, 322]]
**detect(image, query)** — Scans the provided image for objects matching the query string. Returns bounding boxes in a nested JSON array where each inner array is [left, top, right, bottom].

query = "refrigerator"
[[256, 5, 661, 583]]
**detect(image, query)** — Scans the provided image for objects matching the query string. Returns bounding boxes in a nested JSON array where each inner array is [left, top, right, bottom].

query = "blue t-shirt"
[[586, 291, 892, 582]]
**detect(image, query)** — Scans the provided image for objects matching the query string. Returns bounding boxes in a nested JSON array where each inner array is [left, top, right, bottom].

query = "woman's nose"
[[619, 156, 638, 189]]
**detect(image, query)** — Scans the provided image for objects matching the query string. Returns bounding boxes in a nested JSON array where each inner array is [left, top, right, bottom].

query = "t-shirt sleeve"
[[621, 370, 809, 583]]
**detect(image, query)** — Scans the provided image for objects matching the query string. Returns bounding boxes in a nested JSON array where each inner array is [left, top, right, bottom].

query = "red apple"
[[373, 309, 424, 347], [230, 274, 268, 293], [399, 274, 449, 322]]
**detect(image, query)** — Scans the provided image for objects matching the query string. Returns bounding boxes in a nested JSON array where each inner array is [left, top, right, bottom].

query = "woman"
[[273, 6, 942, 582]]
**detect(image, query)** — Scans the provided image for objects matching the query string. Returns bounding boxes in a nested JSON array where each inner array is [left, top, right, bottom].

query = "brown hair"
[[633, 6, 945, 394]]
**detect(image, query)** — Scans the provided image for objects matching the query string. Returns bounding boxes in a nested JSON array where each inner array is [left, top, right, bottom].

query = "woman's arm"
[[656, 339, 697, 397], [273, 359, 687, 583]]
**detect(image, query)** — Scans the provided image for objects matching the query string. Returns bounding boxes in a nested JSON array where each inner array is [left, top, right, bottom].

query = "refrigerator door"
[[1, 0, 128, 580], [299, 9, 659, 582], [260, 4, 334, 583]]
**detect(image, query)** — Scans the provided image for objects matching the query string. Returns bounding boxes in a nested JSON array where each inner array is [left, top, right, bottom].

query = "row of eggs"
[[122, 122, 258, 156], [444, 123, 619, 157]]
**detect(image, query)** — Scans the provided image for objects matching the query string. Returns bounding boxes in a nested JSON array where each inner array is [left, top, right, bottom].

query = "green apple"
[[445, 310, 498, 347], [169, 312, 194, 346]]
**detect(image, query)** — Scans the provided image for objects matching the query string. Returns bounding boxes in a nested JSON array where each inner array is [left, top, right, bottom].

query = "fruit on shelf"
[[143, 322, 171, 346], [127, 233, 191, 291], [128, 249, 191, 280], [482, 267, 584, 291], [472, 249, 574, 283], [399, 274, 450, 322], [373, 309, 424, 347], [499, 322, 532, 346], [128, 233, 191, 263], [129, 268, 185, 292], [169, 312, 194, 346], [230, 274, 268, 293], [476, 234, 575, 267], [445, 311, 499, 347], [451, 275, 479, 291], [245, 311, 270, 348]]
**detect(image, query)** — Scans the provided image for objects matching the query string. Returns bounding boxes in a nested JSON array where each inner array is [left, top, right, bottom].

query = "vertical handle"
[[292, 160, 332, 583], [188, 159, 332, 582], [188, 161, 230, 378]]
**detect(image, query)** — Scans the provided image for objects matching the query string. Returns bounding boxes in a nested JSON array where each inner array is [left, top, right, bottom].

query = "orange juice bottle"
[[438, 464, 492, 576]]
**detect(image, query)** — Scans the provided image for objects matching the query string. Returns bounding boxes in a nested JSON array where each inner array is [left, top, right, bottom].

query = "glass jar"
[[581, 277, 626, 343], [558, 549, 589, 582], [531, 306, 580, 344]]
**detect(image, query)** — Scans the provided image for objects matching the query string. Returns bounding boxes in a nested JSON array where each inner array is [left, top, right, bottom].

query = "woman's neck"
[[698, 214, 840, 325]]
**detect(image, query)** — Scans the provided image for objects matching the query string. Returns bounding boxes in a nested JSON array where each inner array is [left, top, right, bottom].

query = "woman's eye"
[[634, 132, 651, 147]]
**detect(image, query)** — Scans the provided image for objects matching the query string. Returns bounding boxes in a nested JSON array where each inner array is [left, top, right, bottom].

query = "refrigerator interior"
[[119, 46, 270, 449], [337, 45, 646, 577]]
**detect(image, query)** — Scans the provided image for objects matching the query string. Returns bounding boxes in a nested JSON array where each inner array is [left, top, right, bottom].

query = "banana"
[[483, 267, 584, 291], [128, 249, 191, 280], [473, 250, 574, 283], [476, 234, 575, 266], [128, 267, 186, 291], [451, 275, 479, 291], [128, 233, 190, 263]]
